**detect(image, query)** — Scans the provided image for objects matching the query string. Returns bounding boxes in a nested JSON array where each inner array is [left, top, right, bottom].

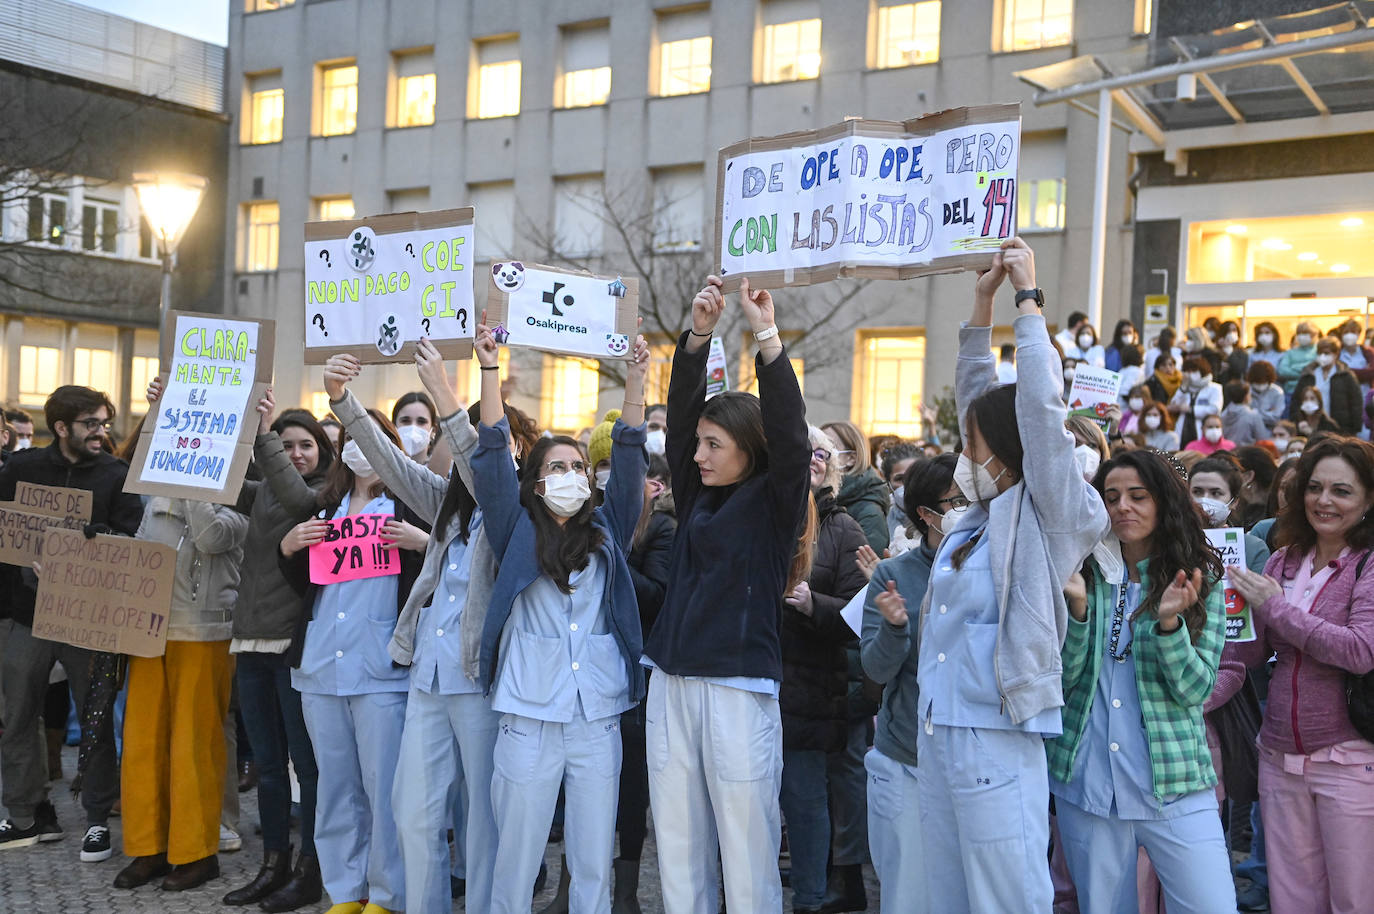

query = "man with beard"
[[0, 386, 144, 863]]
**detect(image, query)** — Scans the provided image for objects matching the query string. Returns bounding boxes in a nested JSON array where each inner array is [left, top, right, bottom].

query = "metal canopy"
[[1016, 1, 1374, 135]]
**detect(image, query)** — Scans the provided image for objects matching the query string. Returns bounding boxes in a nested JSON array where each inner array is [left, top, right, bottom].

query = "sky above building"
[[74, 0, 229, 46]]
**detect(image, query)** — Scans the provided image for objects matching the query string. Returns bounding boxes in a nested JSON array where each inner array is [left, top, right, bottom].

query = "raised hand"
[[380, 518, 429, 552], [855, 544, 881, 581], [875, 580, 908, 626], [256, 388, 276, 436], [323, 354, 361, 402], [146, 376, 164, 406], [626, 334, 650, 383], [280, 518, 328, 556], [738, 277, 775, 333], [414, 337, 460, 417], [473, 311, 499, 368], [1157, 568, 1204, 632], [1064, 571, 1088, 623], [691, 276, 725, 338], [1000, 236, 1036, 292]]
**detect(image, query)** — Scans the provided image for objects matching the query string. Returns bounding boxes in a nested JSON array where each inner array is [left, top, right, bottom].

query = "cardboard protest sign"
[[308, 513, 403, 585], [0, 482, 95, 567], [713, 104, 1021, 291], [304, 208, 475, 365], [1206, 527, 1256, 643], [706, 337, 729, 399], [14, 482, 93, 524], [1067, 365, 1122, 430], [484, 262, 639, 360], [31, 530, 175, 657], [124, 312, 274, 506]]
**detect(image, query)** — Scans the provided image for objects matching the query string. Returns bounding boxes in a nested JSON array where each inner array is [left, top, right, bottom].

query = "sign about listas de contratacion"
[[714, 104, 1021, 291], [304, 208, 475, 364], [124, 312, 274, 505]]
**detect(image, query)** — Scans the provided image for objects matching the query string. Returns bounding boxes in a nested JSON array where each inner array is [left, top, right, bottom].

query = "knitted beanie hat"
[[588, 408, 622, 468]]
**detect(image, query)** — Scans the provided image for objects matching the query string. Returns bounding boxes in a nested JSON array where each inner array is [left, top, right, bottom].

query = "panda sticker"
[[491, 261, 526, 293]]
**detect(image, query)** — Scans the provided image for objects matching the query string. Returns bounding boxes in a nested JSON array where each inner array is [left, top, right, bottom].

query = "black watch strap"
[[1014, 287, 1045, 308]]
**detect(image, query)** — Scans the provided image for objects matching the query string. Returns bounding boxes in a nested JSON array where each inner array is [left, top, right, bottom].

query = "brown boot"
[[45, 729, 64, 781], [223, 845, 292, 905], [161, 854, 220, 891], [113, 853, 172, 889]]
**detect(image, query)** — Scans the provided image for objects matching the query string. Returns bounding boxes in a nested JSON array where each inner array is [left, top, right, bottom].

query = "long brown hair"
[[318, 409, 399, 508], [1274, 436, 1374, 556], [787, 491, 819, 594], [519, 435, 605, 594]]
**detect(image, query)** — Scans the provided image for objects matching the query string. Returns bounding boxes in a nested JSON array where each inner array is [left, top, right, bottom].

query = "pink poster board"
[[308, 513, 401, 585]]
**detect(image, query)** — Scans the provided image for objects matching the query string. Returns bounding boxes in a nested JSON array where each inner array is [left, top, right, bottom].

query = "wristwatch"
[[1014, 287, 1045, 308]]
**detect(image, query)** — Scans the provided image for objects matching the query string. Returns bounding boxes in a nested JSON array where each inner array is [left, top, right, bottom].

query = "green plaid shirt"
[[1045, 554, 1225, 801]]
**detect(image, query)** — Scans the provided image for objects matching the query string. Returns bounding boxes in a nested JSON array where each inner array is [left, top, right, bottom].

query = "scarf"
[[1153, 367, 1182, 400]]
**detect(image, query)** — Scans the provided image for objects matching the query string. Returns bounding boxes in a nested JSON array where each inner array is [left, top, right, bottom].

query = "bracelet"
[[479, 365, 499, 372], [754, 325, 779, 342], [689, 328, 713, 338], [623, 399, 644, 406]]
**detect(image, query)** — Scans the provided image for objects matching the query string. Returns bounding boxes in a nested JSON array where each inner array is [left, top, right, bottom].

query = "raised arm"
[[469, 319, 523, 554], [600, 336, 651, 550], [253, 389, 322, 518], [183, 499, 249, 555], [665, 277, 723, 507]]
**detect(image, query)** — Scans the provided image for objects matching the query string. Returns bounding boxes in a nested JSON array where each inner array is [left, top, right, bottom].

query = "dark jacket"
[[780, 490, 866, 752], [1216, 347, 1250, 385], [644, 334, 810, 681], [0, 443, 144, 626], [1291, 364, 1362, 435], [277, 493, 428, 666], [836, 469, 890, 553], [628, 510, 676, 638], [232, 433, 332, 642]]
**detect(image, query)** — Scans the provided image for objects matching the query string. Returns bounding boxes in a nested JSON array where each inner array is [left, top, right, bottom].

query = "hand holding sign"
[[692, 275, 725, 339], [257, 388, 276, 435], [738, 278, 776, 335], [147, 376, 164, 405], [323, 354, 362, 402], [474, 314, 499, 368], [282, 518, 329, 557], [1001, 237, 1037, 295], [414, 337, 461, 418]]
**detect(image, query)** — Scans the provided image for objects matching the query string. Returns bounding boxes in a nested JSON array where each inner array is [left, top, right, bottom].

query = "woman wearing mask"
[[1250, 322, 1285, 371], [277, 411, 426, 914], [858, 453, 960, 914], [1183, 414, 1234, 456], [822, 420, 890, 553], [1066, 323, 1106, 369], [1334, 319, 1374, 387], [1146, 353, 1182, 408], [1232, 446, 1279, 531], [1227, 437, 1374, 914], [879, 442, 922, 547], [779, 428, 869, 914], [1104, 320, 1139, 373], [1121, 387, 1152, 437], [1182, 327, 1223, 379], [1293, 338, 1362, 435], [1277, 321, 1320, 395], [1117, 346, 1145, 404], [1050, 450, 1233, 914], [471, 316, 650, 912], [1189, 456, 1271, 567], [1291, 387, 1342, 439], [391, 391, 438, 462], [1220, 381, 1270, 448], [1169, 357, 1223, 448], [644, 275, 809, 912], [223, 401, 334, 911], [1139, 402, 1180, 453], [1144, 327, 1183, 375], [644, 405, 667, 457], [1061, 356, 1080, 402], [1067, 415, 1110, 481], [1246, 361, 1285, 431], [1215, 320, 1249, 384], [917, 238, 1109, 912]]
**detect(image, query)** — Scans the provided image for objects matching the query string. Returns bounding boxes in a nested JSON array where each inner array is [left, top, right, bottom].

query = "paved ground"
[[1, 744, 881, 912]]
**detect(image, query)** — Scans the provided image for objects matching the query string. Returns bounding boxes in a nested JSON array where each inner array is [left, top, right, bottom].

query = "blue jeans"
[[780, 749, 831, 908], [236, 651, 318, 855]]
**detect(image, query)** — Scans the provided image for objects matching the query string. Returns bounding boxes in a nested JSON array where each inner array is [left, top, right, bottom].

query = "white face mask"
[[953, 452, 1005, 504], [1257, 333, 1274, 347], [1078, 333, 1094, 350], [931, 503, 968, 535], [1288, 447, 1305, 458], [397, 424, 431, 457], [594, 467, 611, 491], [1301, 400, 1320, 414], [1195, 496, 1233, 526], [341, 440, 374, 478], [1063, 367, 1076, 381], [1203, 427, 1223, 444], [1074, 445, 1101, 481], [541, 470, 591, 517], [1343, 333, 1359, 347], [1226, 333, 1239, 345], [1128, 397, 1145, 413], [1122, 334, 1136, 347], [1273, 435, 1289, 447], [1187, 372, 1204, 386], [14, 437, 30, 450], [645, 428, 667, 455], [1251, 383, 1269, 394], [1317, 353, 1335, 368], [1144, 414, 1162, 430], [1296, 334, 1313, 348]]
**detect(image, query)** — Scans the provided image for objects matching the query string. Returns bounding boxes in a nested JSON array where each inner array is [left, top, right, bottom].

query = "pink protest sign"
[[308, 513, 401, 585]]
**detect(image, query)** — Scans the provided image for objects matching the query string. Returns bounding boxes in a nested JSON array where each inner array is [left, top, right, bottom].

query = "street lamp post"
[[132, 171, 208, 341]]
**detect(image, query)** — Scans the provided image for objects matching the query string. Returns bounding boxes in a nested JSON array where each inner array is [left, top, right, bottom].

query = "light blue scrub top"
[[492, 555, 633, 723], [293, 492, 410, 696], [411, 509, 484, 696], [1049, 582, 1215, 820], [918, 523, 1062, 736]]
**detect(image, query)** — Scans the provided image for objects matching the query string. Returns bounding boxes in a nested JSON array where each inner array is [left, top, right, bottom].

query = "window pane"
[[543, 355, 601, 433], [73, 348, 115, 393], [82, 204, 97, 250], [876, 2, 941, 68], [554, 177, 603, 257], [249, 0, 295, 10], [130, 356, 160, 407], [659, 36, 712, 96], [321, 64, 358, 135], [396, 73, 436, 127], [19, 346, 61, 399], [468, 182, 515, 259], [1002, 0, 1073, 51], [317, 198, 355, 221], [652, 167, 704, 251], [1186, 212, 1374, 283], [1017, 178, 1064, 231], [100, 207, 118, 253], [139, 215, 153, 258], [251, 88, 284, 143], [762, 19, 821, 83], [476, 59, 521, 118], [562, 66, 611, 108], [857, 335, 925, 437], [246, 202, 280, 271], [48, 199, 67, 243], [28, 197, 44, 241]]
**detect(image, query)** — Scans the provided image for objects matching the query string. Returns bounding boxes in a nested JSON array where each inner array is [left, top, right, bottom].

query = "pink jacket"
[[1231, 545, 1374, 754]]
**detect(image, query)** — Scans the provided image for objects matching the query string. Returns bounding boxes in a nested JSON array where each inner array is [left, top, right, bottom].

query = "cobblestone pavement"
[[2, 745, 880, 912]]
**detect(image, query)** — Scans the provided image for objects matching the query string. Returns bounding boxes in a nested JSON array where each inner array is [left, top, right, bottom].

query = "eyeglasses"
[[936, 494, 970, 510], [811, 448, 832, 463], [72, 418, 113, 432], [544, 459, 587, 475]]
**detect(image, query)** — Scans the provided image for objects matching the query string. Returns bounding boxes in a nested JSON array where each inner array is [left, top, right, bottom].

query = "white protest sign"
[[484, 262, 639, 360], [1206, 527, 1257, 643], [1067, 364, 1122, 430], [840, 587, 866, 637], [706, 336, 729, 399], [304, 208, 474, 364], [714, 104, 1020, 291], [125, 312, 274, 505]]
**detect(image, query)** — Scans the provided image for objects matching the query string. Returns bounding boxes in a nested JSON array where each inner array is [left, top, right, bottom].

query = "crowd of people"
[[0, 235, 1371, 914]]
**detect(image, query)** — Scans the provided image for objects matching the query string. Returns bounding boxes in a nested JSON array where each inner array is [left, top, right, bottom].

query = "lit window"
[[244, 202, 279, 272], [130, 355, 160, 408], [1018, 178, 1065, 231], [396, 73, 435, 127], [473, 39, 521, 118], [738, 336, 805, 396], [309, 392, 335, 421], [316, 197, 355, 222], [652, 167, 705, 252], [249, 87, 284, 144], [28, 194, 68, 245], [553, 176, 604, 257], [855, 333, 926, 437], [559, 26, 611, 109], [81, 200, 119, 254], [468, 181, 515, 260], [19, 346, 60, 400], [542, 355, 602, 434], [247, 0, 294, 10], [319, 63, 358, 136], [1186, 212, 1374, 283], [760, 3, 822, 84], [658, 36, 712, 96], [73, 348, 115, 393], [453, 347, 511, 405], [999, 0, 1073, 52], [875, 2, 941, 68], [644, 341, 676, 405], [1133, 0, 1153, 35]]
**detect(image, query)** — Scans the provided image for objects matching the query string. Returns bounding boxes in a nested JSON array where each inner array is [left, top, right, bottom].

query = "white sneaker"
[[219, 824, 242, 853]]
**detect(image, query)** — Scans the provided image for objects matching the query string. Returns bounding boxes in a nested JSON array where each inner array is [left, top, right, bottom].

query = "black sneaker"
[[34, 800, 62, 843], [0, 818, 41, 850], [81, 824, 112, 862]]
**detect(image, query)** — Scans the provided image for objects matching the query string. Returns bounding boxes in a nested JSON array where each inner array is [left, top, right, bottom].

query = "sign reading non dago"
[[485, 262, 640, 361], [304, 208, 475, 364], [715, 104, 1021, 290]]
